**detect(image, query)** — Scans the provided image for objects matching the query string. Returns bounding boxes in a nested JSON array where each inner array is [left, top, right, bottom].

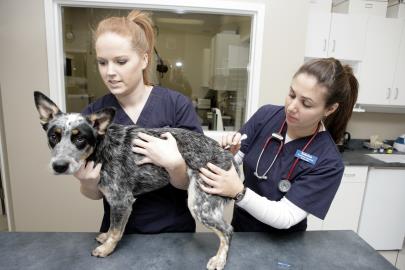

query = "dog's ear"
[[86, 108, 116, 135], [34, 91, 62, 130]]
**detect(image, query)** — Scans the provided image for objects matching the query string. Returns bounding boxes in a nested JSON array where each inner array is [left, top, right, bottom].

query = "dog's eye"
[[76, 136, 86, 143], [49, 134, 57, 141]]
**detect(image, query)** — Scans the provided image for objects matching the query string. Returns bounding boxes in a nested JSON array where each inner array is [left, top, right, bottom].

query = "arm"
[[132, 132, 189, 190], [132, 93, 202, 190], [199, 163, 308, 229], [165, 156, 189, 190], [237, 189, 308, 229]]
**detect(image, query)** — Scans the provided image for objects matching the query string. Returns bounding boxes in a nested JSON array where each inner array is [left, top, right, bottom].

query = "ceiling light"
[[156, 18, 204, 25]]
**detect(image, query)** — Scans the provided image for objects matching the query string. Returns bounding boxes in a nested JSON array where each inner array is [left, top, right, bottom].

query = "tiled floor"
[[398, 245, 405, 270], [379, 240, 405, 270], [0, 214, 8, 231]]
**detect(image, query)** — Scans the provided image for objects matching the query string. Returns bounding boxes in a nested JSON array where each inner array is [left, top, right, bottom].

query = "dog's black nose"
[[52, 161, 69, 173]]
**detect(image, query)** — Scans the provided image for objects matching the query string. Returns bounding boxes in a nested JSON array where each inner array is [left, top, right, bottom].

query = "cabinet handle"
[[323, 39, 327, 52], [387, 88, 391, 99], [332, 40, 336, 53], [394, 88, 399, 99], [344, 173, 356, 178], [365, 3, 373, 9]]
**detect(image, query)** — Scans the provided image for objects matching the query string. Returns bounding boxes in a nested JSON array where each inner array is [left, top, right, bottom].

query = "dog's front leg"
[[92, 200, 133, 257]]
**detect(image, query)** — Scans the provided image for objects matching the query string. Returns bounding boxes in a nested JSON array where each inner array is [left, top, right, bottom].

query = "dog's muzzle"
[[52, 160, 70, 174]]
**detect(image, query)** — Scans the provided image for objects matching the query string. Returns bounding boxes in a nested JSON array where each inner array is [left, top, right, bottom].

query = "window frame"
[[44, 0, 265, 134]]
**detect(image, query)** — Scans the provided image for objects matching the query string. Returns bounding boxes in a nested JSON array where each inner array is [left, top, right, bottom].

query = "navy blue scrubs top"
[[233, 105, 344, 233], [82, 86, 203, 234]]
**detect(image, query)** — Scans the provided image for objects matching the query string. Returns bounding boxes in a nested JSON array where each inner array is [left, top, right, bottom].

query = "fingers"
[[94, 163, 102, 174], [160, 132, 174, 141], [199, 167, 220, 181], [132, 138, 148, 149], [136, 157, 152, 165], [222, 132, 242, 149], [85, 161, 101, 178], [74, 161, 101, 181], [199, 183, 219, 194], [198, 172, 220, 195], [132, 146, 148, 155], [199, 172, 218, 188], [230, 132, 242, 146], [137, 132, 156, 142], [206, 162, 225, 175]]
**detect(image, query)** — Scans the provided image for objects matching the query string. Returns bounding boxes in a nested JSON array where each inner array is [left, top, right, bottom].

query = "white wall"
[[0, 0, 103, 231]]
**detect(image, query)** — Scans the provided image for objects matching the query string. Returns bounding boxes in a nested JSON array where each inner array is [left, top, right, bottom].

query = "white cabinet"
[[387, 2, 405, 18], [304, 12, 368, 60], [328, 14, 368, 60], [307, 166, 368, 231], [305, 11, 331, 58], [358, 168, 405, 250], [333, 0, 388, 17], [357, 17, 405, 106], [323, 166, 368, 231], [209, 32, 245, 91], [391, 23, 405, 105]]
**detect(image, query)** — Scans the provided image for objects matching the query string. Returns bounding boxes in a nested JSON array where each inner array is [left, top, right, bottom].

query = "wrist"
[[80, 184, 102, 200], [80, 180, 99, 191], [165, 155, 185, 172], [233, 185, 246, 202]]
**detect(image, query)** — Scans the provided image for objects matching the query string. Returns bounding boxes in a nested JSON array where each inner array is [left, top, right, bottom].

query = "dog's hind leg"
[[207, 227, 232, 270], [187, 170, 233, 270], [92, 193, 134, 257]]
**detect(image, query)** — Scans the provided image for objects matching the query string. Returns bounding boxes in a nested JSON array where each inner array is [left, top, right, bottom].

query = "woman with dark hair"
[[199, 58, 358, 232]]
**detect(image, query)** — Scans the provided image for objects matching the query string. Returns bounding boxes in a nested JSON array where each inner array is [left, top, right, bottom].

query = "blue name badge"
[[294, 150, 318, 165]]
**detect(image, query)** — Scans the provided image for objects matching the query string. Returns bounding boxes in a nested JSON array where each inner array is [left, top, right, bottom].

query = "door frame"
[[44, 0, 265, 121]]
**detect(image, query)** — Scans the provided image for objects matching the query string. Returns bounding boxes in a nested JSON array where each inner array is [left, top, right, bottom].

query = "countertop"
[[341, 140, 405, 167], [0, 231, 395, 270]]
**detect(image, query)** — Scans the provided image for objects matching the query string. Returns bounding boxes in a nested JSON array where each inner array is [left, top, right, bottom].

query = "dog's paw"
[[91, 245, 111, 258], [96, 233, 108, 244], [206, 255, 226, 270]]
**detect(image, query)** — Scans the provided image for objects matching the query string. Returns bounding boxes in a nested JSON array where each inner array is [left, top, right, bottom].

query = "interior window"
[[62, 7, 252, 131]]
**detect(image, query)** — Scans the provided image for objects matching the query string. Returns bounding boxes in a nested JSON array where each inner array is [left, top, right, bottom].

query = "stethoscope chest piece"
[[278, 179, 291, 193]]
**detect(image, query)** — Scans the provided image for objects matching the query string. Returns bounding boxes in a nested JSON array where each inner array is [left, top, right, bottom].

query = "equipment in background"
[[154, 47, 168, 78], [394, 134, 405, 152]]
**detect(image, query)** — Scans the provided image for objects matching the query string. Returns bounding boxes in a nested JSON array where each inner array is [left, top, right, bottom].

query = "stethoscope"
[[254, 119, 320, 193]]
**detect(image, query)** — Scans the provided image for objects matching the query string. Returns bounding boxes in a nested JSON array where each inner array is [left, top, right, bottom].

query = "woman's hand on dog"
[[220, 132, 243, 155], [132, 132, 184, 170], [132, 132, 189, 189], [199, 163, 243, 198], [74, 161, 103, 200]]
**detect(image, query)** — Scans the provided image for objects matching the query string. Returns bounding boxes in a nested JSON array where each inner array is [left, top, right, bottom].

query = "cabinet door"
[[323, 182, 366, 231], [322, 166, 367, 232], [304, 11, 331, 58], [392, 22, 405, 106], [358, 168, 405, 250], [357, 17, 403, 105], [328, 14, 368, 61], [307, 215, 323, 231]]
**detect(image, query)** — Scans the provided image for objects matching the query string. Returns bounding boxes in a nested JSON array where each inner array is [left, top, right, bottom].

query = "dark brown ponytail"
[[294, 58, 359, 143]]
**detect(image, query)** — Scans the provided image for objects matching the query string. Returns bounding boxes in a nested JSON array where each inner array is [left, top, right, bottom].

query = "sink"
[[366, 154, 405, 164]]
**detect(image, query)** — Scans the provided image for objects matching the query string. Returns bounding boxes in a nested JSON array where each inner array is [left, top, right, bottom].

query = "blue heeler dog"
[[34, 91, 237, 270]]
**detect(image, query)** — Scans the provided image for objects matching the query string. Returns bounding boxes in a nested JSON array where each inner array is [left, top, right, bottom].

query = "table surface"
[[0, 230, 396, 270]]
